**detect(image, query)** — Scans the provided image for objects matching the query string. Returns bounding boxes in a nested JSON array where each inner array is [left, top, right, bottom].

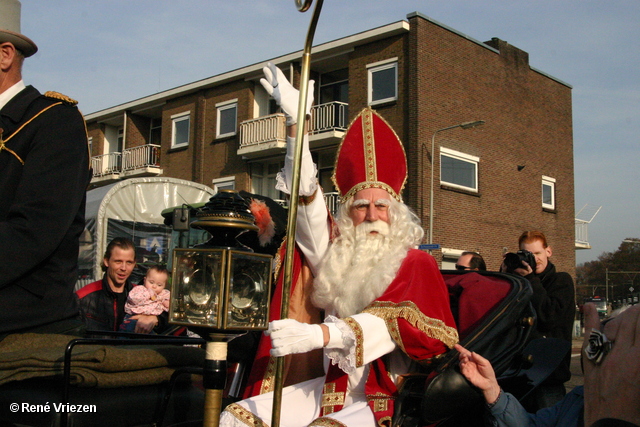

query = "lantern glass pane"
[[170, 249, 223, 327], [226, 252, 272, 329]]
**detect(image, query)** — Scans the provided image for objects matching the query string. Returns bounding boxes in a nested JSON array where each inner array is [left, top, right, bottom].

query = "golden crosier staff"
[[271, 1, 324, 427]]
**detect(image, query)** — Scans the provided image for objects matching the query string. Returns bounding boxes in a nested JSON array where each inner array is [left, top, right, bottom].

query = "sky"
[[17, 0, 640, 266]]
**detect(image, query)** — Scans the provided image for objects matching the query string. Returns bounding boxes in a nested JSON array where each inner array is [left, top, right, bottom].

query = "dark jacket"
[[76, 276, 169, 332], [527, 261, 576, 383], [0, 86, 90, 334], [76, 276, 133, 332]]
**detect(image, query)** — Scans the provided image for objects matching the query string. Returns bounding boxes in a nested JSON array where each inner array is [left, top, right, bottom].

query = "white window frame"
[[542, 175, 556, 210], [216, 99, 238, 139], [440, 147, 479, 192], [367, 58, 398, 106], [171, 111, 190, 149], [212, 176, 236, 193]]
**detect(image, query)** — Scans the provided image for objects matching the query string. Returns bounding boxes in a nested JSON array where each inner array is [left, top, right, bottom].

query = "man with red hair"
[[502, 230, 575, 411], [221, 64, 457, 427]]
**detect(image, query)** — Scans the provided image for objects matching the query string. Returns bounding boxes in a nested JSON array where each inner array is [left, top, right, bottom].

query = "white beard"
[[312, 220, 410, 317]]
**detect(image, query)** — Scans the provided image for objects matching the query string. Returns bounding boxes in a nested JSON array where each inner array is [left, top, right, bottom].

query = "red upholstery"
[[444, 273, 511, 340]]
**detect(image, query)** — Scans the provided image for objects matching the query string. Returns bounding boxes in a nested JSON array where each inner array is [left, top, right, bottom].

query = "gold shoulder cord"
[[0, 91, 80, 166]]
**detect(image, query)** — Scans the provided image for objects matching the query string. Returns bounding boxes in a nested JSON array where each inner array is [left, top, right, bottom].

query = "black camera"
[[503, 250, 536, 273]]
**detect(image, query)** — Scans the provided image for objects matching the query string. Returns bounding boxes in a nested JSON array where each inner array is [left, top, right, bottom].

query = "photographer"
[[501, 230, 575, 411]]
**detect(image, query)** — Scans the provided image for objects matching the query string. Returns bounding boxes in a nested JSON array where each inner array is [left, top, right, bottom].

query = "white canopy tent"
[[78, 177, 215, 290]]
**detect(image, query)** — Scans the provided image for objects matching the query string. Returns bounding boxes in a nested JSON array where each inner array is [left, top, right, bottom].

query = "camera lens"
[[503, 253, 522, 272]]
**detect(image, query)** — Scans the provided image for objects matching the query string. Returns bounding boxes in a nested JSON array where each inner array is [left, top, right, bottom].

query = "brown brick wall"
[[126, 113, 150, 148], [161, 95, 198, 182], [406, 14, 575, 276], [200, 80, 253, 191], [86, 123, 103, 157], [87, 15, 575, 277]]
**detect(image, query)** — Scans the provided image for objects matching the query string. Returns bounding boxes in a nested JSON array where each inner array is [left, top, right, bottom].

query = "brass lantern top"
[[191, 190, 259, 250]]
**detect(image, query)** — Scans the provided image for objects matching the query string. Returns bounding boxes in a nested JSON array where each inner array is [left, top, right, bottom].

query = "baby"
[[120, 265, 170, 333]]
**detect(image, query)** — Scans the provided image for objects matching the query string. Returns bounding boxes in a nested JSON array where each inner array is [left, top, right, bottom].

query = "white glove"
[[260, 62, 315, 126], [266, 318, 324, 357]]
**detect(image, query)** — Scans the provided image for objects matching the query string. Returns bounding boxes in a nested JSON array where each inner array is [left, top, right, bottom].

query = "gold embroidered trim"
[[0, 102, 62, 165], [343, 317, 364, 367], [0, 128, 23, 165], [224, 403, 268, 427], [377, 415, 392, 427], [44, 91, 78, 105], [362, 301, 459, 352], [299, 187, 318, 205], [361, 108, 377, 183], [309, 417, 348, 427], [321, 382, 345, 415], [273, 238, 285, 284], [367, 392, 390, 413], [259, 355, 277, 395]]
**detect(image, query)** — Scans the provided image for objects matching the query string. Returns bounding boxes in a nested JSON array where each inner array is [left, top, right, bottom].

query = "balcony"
[[91, 152, 121, 185], [575, 204, 601, 250], [273, 192, 341, 216], [238, 102, 348, 159], [309, 101, 348, 148], [238, 113, 287, 159], [91, 145, 162, 185], [575, 219, 591, 250], [121, 144, 163, 178]]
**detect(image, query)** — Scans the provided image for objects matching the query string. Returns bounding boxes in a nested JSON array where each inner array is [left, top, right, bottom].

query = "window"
[[117, 127, 124, 152], [87, 136, 93, 156], [320, 68, 349, 104], [367, 58, 398, 106], [171, 112, 190, 148], [251, 161, 284, 202], [212, 176, 235, 193], [440, 147, 479, 192], [149, 117, 162, 145], [216, 99, 238, 138], [314, 149, 337, 193], [542, 176, 556, 210]]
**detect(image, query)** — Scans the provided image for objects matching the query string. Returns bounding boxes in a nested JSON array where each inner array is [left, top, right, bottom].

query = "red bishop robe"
[[317, 249, 458, 426]]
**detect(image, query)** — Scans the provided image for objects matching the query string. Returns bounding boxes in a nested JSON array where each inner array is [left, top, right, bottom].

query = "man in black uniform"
[[0, 0, 90, 336]]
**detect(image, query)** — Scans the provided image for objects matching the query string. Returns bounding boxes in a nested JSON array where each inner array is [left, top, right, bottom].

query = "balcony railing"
[[239, 102, 348, 157], [91, 152, 121, 178], [575, 219, 591, 249], [274, 192, 341, 216], [239, 113, 287, 149], [309, 102, 348, 135], [323, 192, 340, 216], [122, 144, 161, 171], [91, 145, 162, 181]]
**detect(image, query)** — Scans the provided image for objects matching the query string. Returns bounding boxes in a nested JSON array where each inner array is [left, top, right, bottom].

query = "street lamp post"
[[428, 120, 485, 244]]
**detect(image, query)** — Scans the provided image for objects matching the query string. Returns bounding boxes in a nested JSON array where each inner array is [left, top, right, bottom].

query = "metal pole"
[[202, 338, 229, 427], [271, 2, 324, 427], [606, 268, 609, 303], [428, 121, 484, 245], [429, 124, 463, 244]]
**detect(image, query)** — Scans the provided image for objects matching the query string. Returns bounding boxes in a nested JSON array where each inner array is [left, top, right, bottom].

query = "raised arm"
[[260, 63, 330, 272]]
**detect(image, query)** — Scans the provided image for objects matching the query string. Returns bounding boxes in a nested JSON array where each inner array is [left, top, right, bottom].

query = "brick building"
[[85, 12, 576, 275]]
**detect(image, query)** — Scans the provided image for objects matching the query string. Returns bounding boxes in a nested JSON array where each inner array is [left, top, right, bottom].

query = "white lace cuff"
[[275, 160, 318, 196], [324, 315, 357, 374], [275, 135, 318, 197]]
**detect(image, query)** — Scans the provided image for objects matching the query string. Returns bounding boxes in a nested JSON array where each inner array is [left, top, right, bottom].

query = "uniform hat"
[[0, 0, 38, 57], [332, 107, 407, 203]]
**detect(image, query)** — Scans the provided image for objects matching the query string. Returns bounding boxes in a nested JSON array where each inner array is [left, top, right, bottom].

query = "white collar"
[[0, 80, 27, 111]]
